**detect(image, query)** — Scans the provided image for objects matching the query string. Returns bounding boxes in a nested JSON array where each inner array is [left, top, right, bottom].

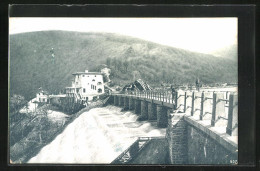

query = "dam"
[[28, 105, 166, 164], [28, 88, 238, 164]]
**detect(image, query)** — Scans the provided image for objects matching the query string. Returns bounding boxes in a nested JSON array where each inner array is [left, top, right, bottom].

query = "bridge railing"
[[118, 89, 237, 136], [187, 91, 237, 136], [124, 90, 175, 103]]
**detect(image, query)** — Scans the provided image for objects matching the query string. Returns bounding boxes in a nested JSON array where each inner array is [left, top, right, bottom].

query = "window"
[[92, 79, 95, 82], [95, 75, 96, 77], [98, 88, 102, 93], [83, 88, 86, 93], [95, 86, 96, 90], [82, 75, 85, 77], [97, 82, 102, 85]]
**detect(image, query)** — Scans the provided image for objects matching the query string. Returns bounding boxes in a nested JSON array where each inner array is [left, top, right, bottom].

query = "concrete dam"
[[28, 105, 167, 164], [29, 89, 238, 164]]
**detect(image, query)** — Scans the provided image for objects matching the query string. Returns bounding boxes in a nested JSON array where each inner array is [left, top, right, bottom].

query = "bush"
[[9, 94, 27, 114]]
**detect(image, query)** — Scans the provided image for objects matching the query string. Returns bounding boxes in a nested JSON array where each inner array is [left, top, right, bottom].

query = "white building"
[[36, 90, 49, 103], [66, 70, 105, 101]]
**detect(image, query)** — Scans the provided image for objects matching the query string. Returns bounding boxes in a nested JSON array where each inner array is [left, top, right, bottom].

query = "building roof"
[[122, 79, 152, 91], [38, 90, 49, 95], [65, 87, 75, 89], [72, 72, 102, 75]]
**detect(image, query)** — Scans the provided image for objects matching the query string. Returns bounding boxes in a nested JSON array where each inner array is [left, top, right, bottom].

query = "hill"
[[9, 31, 237, 100], [212, 44, 237, 61]]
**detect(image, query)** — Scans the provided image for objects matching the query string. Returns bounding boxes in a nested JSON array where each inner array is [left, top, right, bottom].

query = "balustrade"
[[115, 89, 237, 136]]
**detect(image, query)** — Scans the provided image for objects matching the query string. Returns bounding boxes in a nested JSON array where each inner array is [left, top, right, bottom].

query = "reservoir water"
[[28, 105, 166, 164]]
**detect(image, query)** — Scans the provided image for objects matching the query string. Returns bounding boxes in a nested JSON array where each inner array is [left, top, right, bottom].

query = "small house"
[[36, 89, 49, 103]]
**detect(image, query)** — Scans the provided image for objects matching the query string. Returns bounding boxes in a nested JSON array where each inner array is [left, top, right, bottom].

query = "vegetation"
[[10, 31, 237, 100], [9, 100, 104, 163], [9, 94, 27, 113], [10, 104, 65, 163]]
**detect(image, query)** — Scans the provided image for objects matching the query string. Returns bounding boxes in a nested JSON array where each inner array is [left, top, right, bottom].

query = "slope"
[[9, 31, 237, 100]]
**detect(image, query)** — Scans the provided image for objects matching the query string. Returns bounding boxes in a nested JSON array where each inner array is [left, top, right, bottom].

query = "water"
[[28, 105, 166, 164]]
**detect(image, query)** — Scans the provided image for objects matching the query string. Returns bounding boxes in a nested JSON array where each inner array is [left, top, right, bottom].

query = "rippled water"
[[28, 105, 166, 164]]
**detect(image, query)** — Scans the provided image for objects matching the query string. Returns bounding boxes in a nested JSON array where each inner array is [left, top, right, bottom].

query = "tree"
[[125, 46, 134, 58], [106, 57, 111, 67], [9, 94, 27, 114], [162, 69, 167, 80], [132, 71, 141, 81], [117, 59, 123, 72], [112, 58, 118, 70], [101, 67, 111, 83], [123, 60, 129, 72]]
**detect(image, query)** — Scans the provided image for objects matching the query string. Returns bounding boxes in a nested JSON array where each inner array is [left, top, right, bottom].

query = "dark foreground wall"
[[167, 114, 238, 164], [186, 125, 237, 164], [129, 139, 169, 164]]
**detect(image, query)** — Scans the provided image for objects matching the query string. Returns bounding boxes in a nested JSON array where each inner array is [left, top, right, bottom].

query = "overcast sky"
[[9, 17, 237, 54]]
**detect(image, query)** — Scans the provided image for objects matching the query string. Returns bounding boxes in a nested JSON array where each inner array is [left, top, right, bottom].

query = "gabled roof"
[[122, 79, 152, 91], [38, 90, 49, 95], [72, 72, 102, 75]]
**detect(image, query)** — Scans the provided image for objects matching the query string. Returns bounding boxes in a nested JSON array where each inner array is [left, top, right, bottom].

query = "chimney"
[[85, 70, 88, 73]]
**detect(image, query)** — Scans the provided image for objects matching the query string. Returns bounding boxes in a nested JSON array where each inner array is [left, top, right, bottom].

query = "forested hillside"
[[10, 31, 237, 100]]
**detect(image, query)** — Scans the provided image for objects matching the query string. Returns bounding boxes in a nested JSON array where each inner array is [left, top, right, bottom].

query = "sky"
[[9, 17, 237, 54]]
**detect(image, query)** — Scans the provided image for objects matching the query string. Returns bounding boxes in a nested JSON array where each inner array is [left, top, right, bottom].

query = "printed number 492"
[[230, 160, 238, 164]]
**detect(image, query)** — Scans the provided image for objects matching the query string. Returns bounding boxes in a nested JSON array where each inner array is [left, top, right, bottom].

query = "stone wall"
[[186, 125, 237, 164], [167, 114, 237, 164], [129, 139, 169, 164], [166, 113, 188, 164]]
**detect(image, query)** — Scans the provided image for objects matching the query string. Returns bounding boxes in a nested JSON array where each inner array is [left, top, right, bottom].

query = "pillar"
[[139, 101, 148, 120], [191, 92, 195, 116], [119, 96, 124, 107], [185, 92, 193, 115], [129, 98, 134, 110], [148, 102, 157, 120], [134, 99, 141, 115], [211, 92, 227, 126], [124, 97, 129, 110], [226, 93, 238, 136], [193, 92, 202, 119], [156, 105, 168, 128], [118, 96, 122, 106], [114, 95, 118, 106]]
